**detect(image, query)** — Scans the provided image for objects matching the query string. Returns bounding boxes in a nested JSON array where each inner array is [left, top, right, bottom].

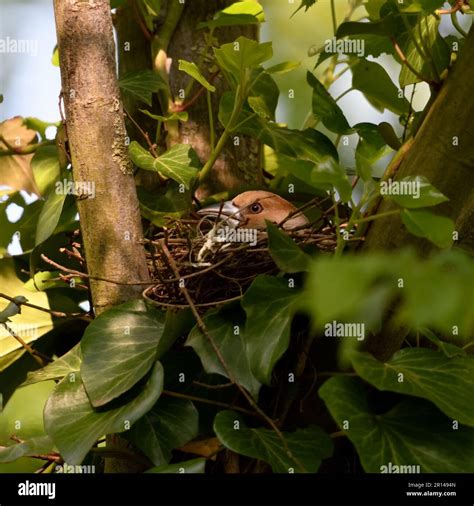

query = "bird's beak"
[[197, 201, 242, 227]]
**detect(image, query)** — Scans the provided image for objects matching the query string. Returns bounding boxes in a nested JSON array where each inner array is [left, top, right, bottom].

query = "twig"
[[162, 390, 257, 417], [389, 36, 434, 86], [123, 108, 158, 158], [0, 292, 83, 320]]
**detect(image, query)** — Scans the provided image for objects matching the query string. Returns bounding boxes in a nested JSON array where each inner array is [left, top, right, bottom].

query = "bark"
[[363, 27, 474, 360], [166, 0, 263, 197], [53, 0, 151, 315]]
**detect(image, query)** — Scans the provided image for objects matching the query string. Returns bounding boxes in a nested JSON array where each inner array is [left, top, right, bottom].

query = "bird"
[[197, 191, 309, 230]]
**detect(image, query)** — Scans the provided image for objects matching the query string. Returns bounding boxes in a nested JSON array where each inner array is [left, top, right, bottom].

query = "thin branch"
[[389, 36, 434, 85]]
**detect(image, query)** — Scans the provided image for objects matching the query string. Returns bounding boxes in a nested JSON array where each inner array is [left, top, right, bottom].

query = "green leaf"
[[153, 144, 199, 190], [377, 121, 402, 150], [199, 1, 265, 29], [80, 300, 174, 407], [118, 70, 167, 106], [214, 36, 273, 88], [400, 208, 454, 248], [127, 398, 199, 466], [0, 435, 54, 463], [23, 270, 79, 292], [219, 92, 338, 163], [138, 183, 192, 226], [319, 376, 474, 472], [242, 275, 299, 385], [128, 141, 155, 171], [352, 60, 409, 115], [398, 14, 450, 87], [186, 305, 260, 399], [382, 175, 449, 208], [418, 328, 466, 358], [307, 72, 352, 134], [351, 349, 474, 426], [51, 47, 59, 67], [178, 60, 216, 92], [23, 345, 82, 386], [35, 189, 67, 246], [44, 362, 164, 464], [308, 156, 352, 202], [248, 69, 279, 121], [130, 143, 199, 190], [214, 410, 333, 473], [145, 458, 206, 473], [266, 221, 311, 273], [355, 123, 392, 181], [30, 146, 61, 197]]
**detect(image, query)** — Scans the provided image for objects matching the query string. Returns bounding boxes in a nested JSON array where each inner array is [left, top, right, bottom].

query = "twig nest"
[[142, 216, 336, 310]]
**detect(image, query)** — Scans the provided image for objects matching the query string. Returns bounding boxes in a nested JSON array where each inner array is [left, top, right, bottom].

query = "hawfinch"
[[198, 191, 308, 230]]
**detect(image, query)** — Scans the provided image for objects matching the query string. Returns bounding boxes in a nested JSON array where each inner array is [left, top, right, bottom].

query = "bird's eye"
[[249, 202, 263, 214]]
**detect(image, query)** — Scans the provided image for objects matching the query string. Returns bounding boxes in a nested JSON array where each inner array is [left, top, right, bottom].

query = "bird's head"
[[197, 191, 308, 230]]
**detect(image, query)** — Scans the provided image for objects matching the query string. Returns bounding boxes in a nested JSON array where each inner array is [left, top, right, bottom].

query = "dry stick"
[[157, 239, 307, 472], [123, 108, 158, 158], [1, 322, 49, 366], [0, 292, 81, 320], [40, 254, 154, 287]]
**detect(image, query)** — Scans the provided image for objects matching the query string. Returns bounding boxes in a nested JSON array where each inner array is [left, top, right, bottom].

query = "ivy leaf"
[[0, 436, 54, 463], [248, 69, 279, 121], [350, 349, 474, 426], [214, 410, 333, 473], [382, 175, 449, 208], [214, 36, 273, 88], [118, 70, 167, 106], [153, 144, 199, 190], [35, 190, 67, 246], [266, 221, 311, 273], [138, 183, 192, 226], [352, 60, 409, 115], [308, 156, 353, 202], [199, 1, 265, 29], [127, 398, 199, 466], [307, 72, 352, 134], [355, 123, 392, 181], [81, 300, 177, 407], [186, 304, 261, 399], [145, 458, 206, 473], [242, 275, 299, 385], [128, 141, 155, 171], [319, 376, 474, 472], [178, 60, 216, 92], [44, 362, 164, 465], [400, 208, 454, 248], [23, 344, 82, 386], [130, 143, 199, 189]]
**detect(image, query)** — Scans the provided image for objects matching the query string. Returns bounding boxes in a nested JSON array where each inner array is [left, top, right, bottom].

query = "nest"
[[142, 214, 337, 311]]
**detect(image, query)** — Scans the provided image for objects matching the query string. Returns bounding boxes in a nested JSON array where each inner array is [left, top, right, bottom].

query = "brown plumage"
[[198, 190, 308, 230]]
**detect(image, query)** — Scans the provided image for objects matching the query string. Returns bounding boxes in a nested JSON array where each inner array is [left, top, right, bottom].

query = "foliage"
[[0, 0, 472, 475]]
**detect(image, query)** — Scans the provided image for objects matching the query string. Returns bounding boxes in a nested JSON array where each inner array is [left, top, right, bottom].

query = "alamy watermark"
[[0, 37, 38, 57], [380, 178, 421, 199], [380, 462, 421, 473], [55, 179, 96, 199], [324, 320, 365, 341], [215, 226, 257, 247], [324, 37, 365, 57]]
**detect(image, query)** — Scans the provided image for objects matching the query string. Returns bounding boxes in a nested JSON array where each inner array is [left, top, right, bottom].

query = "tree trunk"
[[53, 0, 151, 315], [363, 27, 474, 360]]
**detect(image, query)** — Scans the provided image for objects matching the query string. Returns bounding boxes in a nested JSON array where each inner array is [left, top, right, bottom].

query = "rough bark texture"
[[166, 0, 263, 197], [53, 0, 150, 314], [363, 27, 474, 360]]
